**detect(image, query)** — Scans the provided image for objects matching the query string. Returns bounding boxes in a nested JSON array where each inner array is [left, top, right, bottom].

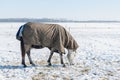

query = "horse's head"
[[67, 49, 77, 65]]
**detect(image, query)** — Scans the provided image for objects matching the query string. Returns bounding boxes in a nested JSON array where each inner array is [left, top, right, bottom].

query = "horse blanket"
[[16, 22, 79, 53]]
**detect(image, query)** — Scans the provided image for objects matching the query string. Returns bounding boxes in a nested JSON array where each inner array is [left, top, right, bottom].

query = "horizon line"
[[0, 18, 120, 23]]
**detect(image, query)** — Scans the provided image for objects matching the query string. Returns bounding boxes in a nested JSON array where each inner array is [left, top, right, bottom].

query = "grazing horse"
[[16, 22, 79, 67]]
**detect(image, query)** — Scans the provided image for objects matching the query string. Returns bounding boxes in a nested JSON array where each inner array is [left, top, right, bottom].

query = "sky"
[[0, 0, 120, 20]]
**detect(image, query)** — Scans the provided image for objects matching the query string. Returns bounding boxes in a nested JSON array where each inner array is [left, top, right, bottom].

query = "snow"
[[0, 22, 120, 80]]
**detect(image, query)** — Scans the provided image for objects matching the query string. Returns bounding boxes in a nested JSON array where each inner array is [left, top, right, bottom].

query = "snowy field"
[[0, 22, 120, 80]]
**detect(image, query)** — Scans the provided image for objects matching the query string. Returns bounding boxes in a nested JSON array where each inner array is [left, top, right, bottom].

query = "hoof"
[[22, 63, 27, 67], [23, 64, 27, 68], [62, 64, 66, 67], [48, 63, 52, 66], [47, 64, 52, 67], [31, 63, 36, 66], [46, 63, 52, 67]]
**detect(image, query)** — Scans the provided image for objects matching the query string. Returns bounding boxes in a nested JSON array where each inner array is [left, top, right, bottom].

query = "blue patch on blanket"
[[16, 25, 24, 40]]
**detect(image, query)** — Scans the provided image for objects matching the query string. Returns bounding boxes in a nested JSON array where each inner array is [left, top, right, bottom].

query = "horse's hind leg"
[[47, 51, 54, 66], [21, 38, 27, 67], [27, 50, 35, 66]]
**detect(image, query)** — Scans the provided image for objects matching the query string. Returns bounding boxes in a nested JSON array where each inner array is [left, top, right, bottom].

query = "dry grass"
[[99, 77, 109, 80], [32, 72, 46, 80], [32, 73, 72, 80], [35, 60, 47, 65], [81, 67, 91, 74]]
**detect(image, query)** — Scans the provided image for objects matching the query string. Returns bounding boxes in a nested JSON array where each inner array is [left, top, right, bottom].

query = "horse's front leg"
[[60, 53, 66, 67]]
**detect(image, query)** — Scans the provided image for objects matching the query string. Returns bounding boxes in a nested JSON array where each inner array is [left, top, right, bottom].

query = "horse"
[[16, 22, 79, 67]]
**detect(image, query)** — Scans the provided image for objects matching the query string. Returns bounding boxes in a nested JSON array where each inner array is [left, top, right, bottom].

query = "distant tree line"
[[0, 18, 77, 22], [0, 18, 119, 23]]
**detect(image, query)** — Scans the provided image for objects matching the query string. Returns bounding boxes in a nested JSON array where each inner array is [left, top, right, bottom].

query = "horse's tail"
[[16, 25, 24, 41]]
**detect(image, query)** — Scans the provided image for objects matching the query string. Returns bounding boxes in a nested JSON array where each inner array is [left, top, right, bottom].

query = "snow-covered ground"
[[0, 22, 120, 80]]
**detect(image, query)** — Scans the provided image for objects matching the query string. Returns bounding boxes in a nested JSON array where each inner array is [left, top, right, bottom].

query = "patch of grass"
[[32, 72, 46, 80], [35, 60, 47, 65], [99, 77, 109, 80], [81, 67, 91, 74]]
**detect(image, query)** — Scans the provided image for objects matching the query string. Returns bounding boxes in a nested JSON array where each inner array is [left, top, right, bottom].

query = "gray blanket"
[[19, 22, 79, 53]]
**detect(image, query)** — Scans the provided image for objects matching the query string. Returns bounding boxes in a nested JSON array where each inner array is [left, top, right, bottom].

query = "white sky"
[[0, 0, 120, 20]]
